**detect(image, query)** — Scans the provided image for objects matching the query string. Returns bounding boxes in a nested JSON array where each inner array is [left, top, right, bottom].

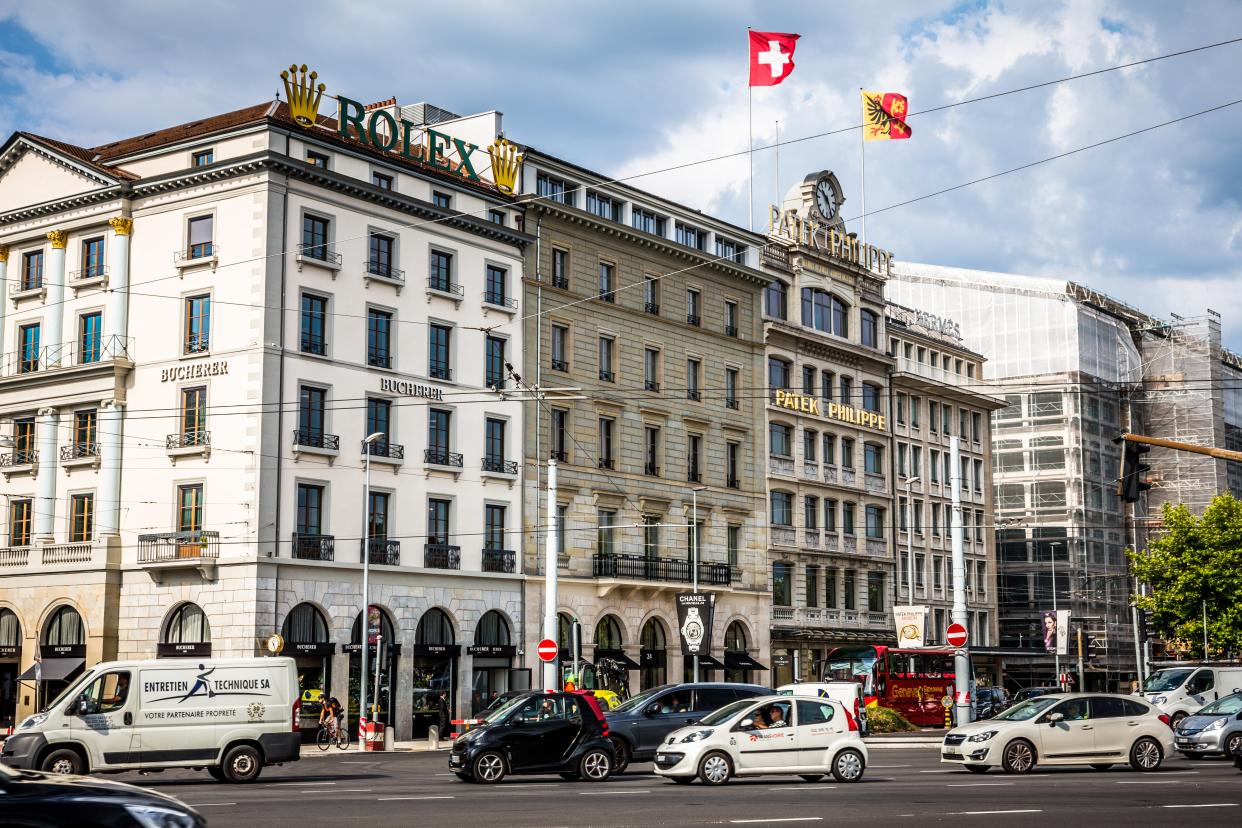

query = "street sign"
[[945, 623, 968, 648], [536, 638, 558, 663], [941, 695, 952, 708]]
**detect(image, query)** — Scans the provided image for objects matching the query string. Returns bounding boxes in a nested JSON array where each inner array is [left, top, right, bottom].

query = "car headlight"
[[18, 712, 47, 730], [968, 730, 998, 743], [1203, 718, 1225, 733], [1153, 696, 1167, 705], [123, 804, 198, 828], [679, 729, 715, 743]]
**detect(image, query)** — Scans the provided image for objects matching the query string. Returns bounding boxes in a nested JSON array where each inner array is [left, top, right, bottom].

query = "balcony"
[[425, 543, 461, 569], [426, 277, 464, 302], [865, 473, 887, 494], [0, 546, 31, 567], [726, 398, 739, 410], [0, 335, 133, 381], [725, 325, 738, 338], [367, 350, 392, 369], [365, 440, 404, 463], [137, 531, 220, 580], [292, 429, 339, 459], [686, 314, 701, 327], [293, 245, 341, 274], [761, 243, 790, 269], [550, 449, 569, 462], [483, 548, 516, 573], [551, 358, 569, 372], [597, 457, 615, 470], [292, 532, 335, 561], [770, 525, 796, 547], [644, 462, 660, 476], [300, 335, 328, 357], [362, 538, 400, 566], [429, 363, 453, 381], [166, 431, 210, 462], [481, 457, 518, 476], [364, 260, 405, 290], [686, 389, 701, 402], [598, 289, 616, 303], [0, 541, 112, 572], [591, 553, 733, 585], [184, 333, 210, 354], [644, 302, 660, 315], [175, 244, 219, 270], [482, 291, 518, 311], [599, 369, 615, 382], [69, 264, 108, 288], [552, 274, 569, 290], [0, 449, 38, 477], [644, 380, 660, 392], [866, 538, 888, 556], [425, 448, 464, 468], [60, 442, 99, 470]]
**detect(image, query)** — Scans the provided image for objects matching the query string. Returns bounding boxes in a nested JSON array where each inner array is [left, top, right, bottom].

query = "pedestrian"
[[437, 690, 450, 735]]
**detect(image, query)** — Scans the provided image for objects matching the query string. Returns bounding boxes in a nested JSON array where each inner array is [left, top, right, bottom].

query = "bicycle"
[[317, 718, 350, 751]]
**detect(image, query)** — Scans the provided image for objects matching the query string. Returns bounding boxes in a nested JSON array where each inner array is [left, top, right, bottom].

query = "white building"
[[0, 75, 530, 735]]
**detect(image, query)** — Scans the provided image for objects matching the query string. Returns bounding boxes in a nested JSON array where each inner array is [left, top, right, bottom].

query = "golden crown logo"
[[487, 137, 523, 195], [281, 64, 325, 128]]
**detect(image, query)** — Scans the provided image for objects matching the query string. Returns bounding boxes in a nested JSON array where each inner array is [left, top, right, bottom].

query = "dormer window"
[[192, 149, 214, 167], [585, 191, 621, 222], [675, 222, 706, 251], [632, 207, 664, 236]]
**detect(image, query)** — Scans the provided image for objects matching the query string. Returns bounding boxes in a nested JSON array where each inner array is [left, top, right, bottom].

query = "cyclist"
[[319, 695, 343, 737]]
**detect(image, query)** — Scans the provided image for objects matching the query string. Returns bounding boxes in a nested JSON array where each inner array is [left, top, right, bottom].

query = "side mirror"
[[76, 696, 90, 716], [645, 703, 662, 716], [739, 718, 754, 729], [1047, 712, 1064, 726]]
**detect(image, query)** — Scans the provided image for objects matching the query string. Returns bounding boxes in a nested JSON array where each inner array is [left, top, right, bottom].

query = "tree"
[[1128, 493, 1242, 658]]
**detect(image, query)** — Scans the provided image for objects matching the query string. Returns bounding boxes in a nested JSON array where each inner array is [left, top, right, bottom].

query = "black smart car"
[[0, 760, 205, 827], [604, 682, 771, 772], [450, 690, 615, 784]]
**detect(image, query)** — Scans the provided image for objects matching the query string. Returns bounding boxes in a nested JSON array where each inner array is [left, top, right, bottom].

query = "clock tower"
[[780, 170, 846, 230]]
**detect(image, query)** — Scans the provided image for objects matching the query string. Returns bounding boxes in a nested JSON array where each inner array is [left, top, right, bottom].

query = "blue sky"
[[1, 0, 1239, 348]]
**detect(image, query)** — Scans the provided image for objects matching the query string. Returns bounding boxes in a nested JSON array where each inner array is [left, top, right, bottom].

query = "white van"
[[1140, 664, 1242, 725], [777, 681, 868, 735], [1, 657, 301, 782]]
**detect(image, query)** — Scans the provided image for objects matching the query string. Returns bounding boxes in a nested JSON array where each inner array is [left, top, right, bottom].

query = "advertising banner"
[[675, 593, 716, 656], [367, 605, 381, 645], [1042, 609, 1070, 655], [893, 606, 927, 648]]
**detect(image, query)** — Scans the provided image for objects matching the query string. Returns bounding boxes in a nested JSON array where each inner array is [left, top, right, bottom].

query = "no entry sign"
[[946, 623, 969, 649], [536, 638, 559, 663]]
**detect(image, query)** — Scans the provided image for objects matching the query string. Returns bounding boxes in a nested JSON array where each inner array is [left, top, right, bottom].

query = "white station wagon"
[[653, 694, 867, 785]]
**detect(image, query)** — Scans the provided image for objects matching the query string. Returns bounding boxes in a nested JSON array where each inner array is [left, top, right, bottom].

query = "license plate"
[[449, 756, 462, 766], [943, 749, 960, 756], [656, 753, 670, 762], [1176, 739, 1193, 746]]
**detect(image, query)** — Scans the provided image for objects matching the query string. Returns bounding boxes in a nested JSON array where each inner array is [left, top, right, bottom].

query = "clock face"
[[815, 179, 837, 219]]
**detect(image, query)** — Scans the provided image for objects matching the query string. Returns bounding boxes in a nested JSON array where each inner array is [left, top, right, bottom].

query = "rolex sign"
[[676, 593, 716, 656]]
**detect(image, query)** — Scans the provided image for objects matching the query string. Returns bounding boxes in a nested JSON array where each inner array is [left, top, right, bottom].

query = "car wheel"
[[1224, 733, 1242, 757], [1089, 763, 1112, 771], [455, 772, 475, 783], [610, 737, 631, 774], [1130, 737, 1163, 772], [221, 745, 263, 783], [698, 751, 733, 786], [579, 748, 612, 782], [831, 749, 865, 782], [964, 765, 989, 774], [1001, 739, 1036, 775], [40, 748, 84, 776], [208, 766, 226, 782], [473, 751, 507, 784], [1170, 712, 1188, 729], [799, 774, 824, 782]]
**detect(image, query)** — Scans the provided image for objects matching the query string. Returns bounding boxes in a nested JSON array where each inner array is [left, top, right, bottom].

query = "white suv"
[[653, 694, 868, 785], [942, 693, 1174, 774]]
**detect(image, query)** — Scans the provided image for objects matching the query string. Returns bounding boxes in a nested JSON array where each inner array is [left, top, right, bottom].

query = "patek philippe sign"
[[161, 360, 228, 382], [379, 377, 444, 401], [676, 593, 716, 657], [772, 389, 887, 431], [893, 606, 928, 649], [768, 206, 895, 277]]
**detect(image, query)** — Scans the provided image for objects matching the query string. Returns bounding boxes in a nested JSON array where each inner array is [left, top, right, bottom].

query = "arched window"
[[351, 608, 395, 645], [594, 615, 623, 650], [474, 610, 510, 647], [639, 617, 667, 690], [416, 608, 455, 646], [763, 279, 788, 319], [800, 288, 848, 337], [724, 621, 757, 684], [724, 621, 749, 653], [767, 356, 791, 390], [43, 605, 84, 646], [282, 603, 328, 643], [0, 608, 20, 649], [163, 603, 210, 644]]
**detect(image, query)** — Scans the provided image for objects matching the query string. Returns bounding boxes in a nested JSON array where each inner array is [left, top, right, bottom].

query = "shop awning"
[[693, 654, 726, 670], [725, 652, 768, 671], [18, 657, 84, 682], [593, 649, 642, 670]]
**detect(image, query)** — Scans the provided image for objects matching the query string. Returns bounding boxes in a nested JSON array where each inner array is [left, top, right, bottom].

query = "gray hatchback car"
[[1174, 691, 1242, 758]]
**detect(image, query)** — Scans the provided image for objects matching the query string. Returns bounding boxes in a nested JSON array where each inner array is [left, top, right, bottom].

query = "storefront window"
[[470, 610, 513, 714], [639, 617, 667, 690], [283, 603, 333, 738], [411, 608, 457, 738], [0, 609, 22, 729], [723, 621, 751, 684], [349, 609, 396, 729]]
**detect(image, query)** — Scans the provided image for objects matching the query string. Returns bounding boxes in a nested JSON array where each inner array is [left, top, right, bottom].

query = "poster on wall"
[[1042, 610, 1070, 655], [675, 593, 716, 656], [893, 606, 928, 648]]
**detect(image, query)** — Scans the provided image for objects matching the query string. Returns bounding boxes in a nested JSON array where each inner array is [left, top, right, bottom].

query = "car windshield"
[[1143, 669, 1193, 692], [1199, 693, 1242, 716], [609, 686, 668, 714], [698, 699, 755, 726], [993, 697, 1059, 721], [41, 669, 97, 713], [483, 694, 530, 723]]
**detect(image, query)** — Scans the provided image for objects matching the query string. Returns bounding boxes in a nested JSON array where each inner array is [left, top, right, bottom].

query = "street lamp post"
[[691, 485, 707, 683], [357, 431, 385, 751], [904, 476, 920, 605], [1050, 542, 1061, 686]]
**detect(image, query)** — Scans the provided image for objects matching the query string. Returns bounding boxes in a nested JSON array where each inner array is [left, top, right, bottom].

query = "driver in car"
[[764, 704, 788, 728], [1061, 701, 1088, 721]]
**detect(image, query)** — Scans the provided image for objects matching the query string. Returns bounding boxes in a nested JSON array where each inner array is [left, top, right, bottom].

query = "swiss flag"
[[748, 31, 799, 87]]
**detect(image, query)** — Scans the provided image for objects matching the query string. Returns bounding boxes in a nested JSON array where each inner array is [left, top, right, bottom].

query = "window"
[[802, 365, 817, 395], [485, 418, 506, 469], [644, 426, 660, 475], [931, 502, 940, 536], [368, 491, 390, 540], [432, 191, 452, 209], [598, 262, 616, 301], [306, 151, 329, 169], [824, 499, 837, 532], [598, 417, 615, 469], [726, 441, 740, 488], [536, 172, 575, 206], [642, 514, 660, 557], [631, 207, 664, 235], [367, 308, 392, 368], [585, 191, 620, 221], [643, 348, 661, 391], [972, 412, 982, 442], [840, 375, 853, 404], [862, 383, 881, 413], [800, 288, 849, 336], [428, 324, 452, 379], [366, 398, 391, 449], [550, 408, 569, 461], [725, 368, 739, 409], [976, 562, 987, 597], [368, 233, 395, 278], [960, 408, 969, 439], [933, 557, 944, 593], [13, 417, 35, 464], [485, 335, 505, 388], [825, 568, 838, 608], [860, 309, 879, 347], [899, 496, 908, 531], [914, 553, 925, 592], [806, 565, 820, 607], [73, 410, 96, 456], [687, 519, 702, 561], [975, 511, 984, 542], [929, 449, 939, 483], [296, 385, 325, 440], [675, 222, 705, 250], [803, 429, 817, 462], [727, 525, 741, 567], [804, 495, 819, 530], [822, 434, 835, 466], [772, 562, 793, 606], [299, 293, 328, 355], [769, 423, 792, 457], [770, 491, 793, 526], [974, 459, 984, 492], [372, 171, 393, 190], [78, 311, 102, 364], [427, 409, 451, 460], [188, 215, 214, 259], [484, 504, 506, 550], [177, 484, 204, 533], [842, 502, 855, 534], [597, 509, 616, 555], [551, 248, 569, 289], [69, 493, 94, 542], [551, 324, 569, 371], [840, 437, 854, 469], [185, 295, 211, 354], [686, 288, 701, 325], [897, 443, 907, 477], [820, 370, 834, 403], [928, 401, 939, 432], [724, 300, 739, 336], [942, 404, 952, 434], [864, 443, 884, 474], [910, 395, 921, 428], [20, 250, 43, 291], [192, 149, 213, 167], [598, 336, 615, 382], [82, 237, 105, 278], [844, 569, 857, 610], [485, 265, 508, 305], [687, 434, 702, 482], [296, 484, 324, 535], [768, 356, 791, 390], [8, 498, 31, 546], [865, 505, 885, 538], [716, 237, 746, 263], [867, 571, 885, 612], [764, 279, 788, 319], [642, 275, 660, 313], [895, 393, 906, 424], [181, 386, 207, 440], [488, 209, 505, 225], [301, 214, 329, 260], [429, 250, 454, 291], [686, 358, 701, 400], [427, 498, 451, 544]]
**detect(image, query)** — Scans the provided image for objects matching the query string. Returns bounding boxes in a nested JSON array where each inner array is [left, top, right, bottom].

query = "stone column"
[[97, 400, 124, 537], [34, 407, 59, 541], [0, 245, 8, 356], [43, 231, 67, 365], [105, 218, 133, 349]]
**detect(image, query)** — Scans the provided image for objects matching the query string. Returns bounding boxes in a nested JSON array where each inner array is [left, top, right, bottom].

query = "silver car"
[[1174, 691, 1242, 758]]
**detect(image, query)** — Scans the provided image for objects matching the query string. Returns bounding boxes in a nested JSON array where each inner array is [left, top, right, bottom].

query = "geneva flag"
[[862, 90, 912, 141]]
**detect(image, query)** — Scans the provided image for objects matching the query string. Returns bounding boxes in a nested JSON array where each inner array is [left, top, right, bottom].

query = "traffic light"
[[1141, 609, 1155, 641], [1116, 439, 1152, 503]]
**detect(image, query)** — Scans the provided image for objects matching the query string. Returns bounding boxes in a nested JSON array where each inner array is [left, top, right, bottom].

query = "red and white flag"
[[748, 31, 800, 87]]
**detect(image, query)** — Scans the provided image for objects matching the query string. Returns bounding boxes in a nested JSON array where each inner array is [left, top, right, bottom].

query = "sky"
[[1, 0, 1240, 349]]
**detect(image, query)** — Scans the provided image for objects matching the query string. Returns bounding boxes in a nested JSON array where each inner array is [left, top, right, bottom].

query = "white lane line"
[[1116, 780, 1182, 785], [947, 782, 1014, 787], [870, 764, 911, 768], [578, 790, 652, 795], [730, 820, 823, 825], [305, 788, 372, 793], [919, 769, 956, 773], [951, 810, 1042, 816], [1162, 804, 1238, 809], [765, 786, 837, 791], [185, 803, 236, 807], [377, 796, 455, 801]]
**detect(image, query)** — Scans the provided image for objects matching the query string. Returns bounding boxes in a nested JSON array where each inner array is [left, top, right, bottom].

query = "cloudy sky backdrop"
[[2, 0, 1239, 347]]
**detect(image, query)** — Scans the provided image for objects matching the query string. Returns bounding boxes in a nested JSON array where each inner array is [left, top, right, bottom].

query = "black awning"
[[18, 657, 84, 682], [694, 654, 726, 670], [725, 652, 768, 671], [594, 649, 642, 670]]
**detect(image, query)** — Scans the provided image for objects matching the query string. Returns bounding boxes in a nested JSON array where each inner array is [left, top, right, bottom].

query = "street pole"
[[358, 432, 383, 751], [1203, 599, 1209, 659], [373, 633, 382, 723], [691, 486, 702, 684], [948, 437, 971, 725], [905, 477, 920, 605], [1052, 549, 1060, 685], [543, 459, 559, 691]]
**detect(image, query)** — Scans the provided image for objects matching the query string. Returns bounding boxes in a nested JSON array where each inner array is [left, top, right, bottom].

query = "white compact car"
[[941, 693, 1175, 774], [653, 694, 867, 785]]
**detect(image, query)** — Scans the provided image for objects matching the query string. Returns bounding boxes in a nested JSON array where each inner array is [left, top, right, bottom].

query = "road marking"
[[919, 769, 956, 773], [1116, 780, 1182, 785], [377, 796, 455, 801], [729, 820, 823, 825], [1162, 804, 1238, 809], [274, 781, 335, 786], [951, 810, 1042, 816], [947, 782, 1014, 787], [870, 764, 911, 768], [185, 803, 236, 807], [306, 788, 372, 793], [578, 790, 652, 795], [766, 786, 836, 791]]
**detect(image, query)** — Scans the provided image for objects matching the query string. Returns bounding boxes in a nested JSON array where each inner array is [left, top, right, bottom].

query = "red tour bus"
[[821, 644, 972, 727]]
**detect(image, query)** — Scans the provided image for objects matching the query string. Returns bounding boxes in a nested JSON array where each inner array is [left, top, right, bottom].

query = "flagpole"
[[775, 119, 780, 206], [859, 88, 866, 248], [748, 85, 754, 231]]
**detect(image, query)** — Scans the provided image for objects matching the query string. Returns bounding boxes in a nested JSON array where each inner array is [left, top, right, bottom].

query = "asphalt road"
[[111, 748, 1242, 827]]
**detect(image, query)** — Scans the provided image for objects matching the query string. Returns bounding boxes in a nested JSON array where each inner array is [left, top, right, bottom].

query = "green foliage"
[[866, 706, 919, 733], [1128, 493, 1242, 657]]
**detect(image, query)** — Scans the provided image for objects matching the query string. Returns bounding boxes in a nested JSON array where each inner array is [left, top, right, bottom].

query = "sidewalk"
[[863, 729, 947, 749], [299, 740, 449, 757]]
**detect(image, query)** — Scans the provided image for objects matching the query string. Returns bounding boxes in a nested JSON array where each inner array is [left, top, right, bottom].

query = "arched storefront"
[[557, 612, 578, 662], [34, 605, 85, 710], [158, 602, 212, 659], [411, 608, 458, 738], [349, 607, 397, 730], [282, 603, 335, 737], [639, 617, 667, 690], [468, 610, 515, 714], [0, 609, 21, 728], [592, 614, 639, 695], [723, 621, 767, 683]]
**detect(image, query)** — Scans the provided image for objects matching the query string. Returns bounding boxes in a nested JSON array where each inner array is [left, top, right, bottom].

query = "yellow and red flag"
[[862, 91, 912, 141]]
